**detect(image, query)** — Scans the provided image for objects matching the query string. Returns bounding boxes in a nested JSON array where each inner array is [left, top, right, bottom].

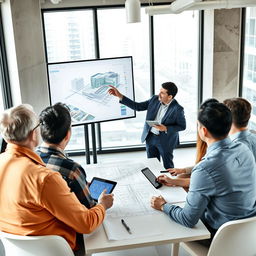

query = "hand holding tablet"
[[146, 120, 160, 127], [89, 177, 117, 202]]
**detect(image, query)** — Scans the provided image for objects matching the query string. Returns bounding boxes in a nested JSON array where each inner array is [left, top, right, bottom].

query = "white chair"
[[181, 216, 256, 256], [0, 231, 75, 256]]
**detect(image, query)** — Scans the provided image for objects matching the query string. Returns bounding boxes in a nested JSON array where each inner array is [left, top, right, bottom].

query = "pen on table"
[[121, 219, 132, 234], [160, 170, 169, 173]]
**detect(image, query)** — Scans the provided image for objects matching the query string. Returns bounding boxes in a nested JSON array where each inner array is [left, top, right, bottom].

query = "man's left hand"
[[154, 124, 167, 132]]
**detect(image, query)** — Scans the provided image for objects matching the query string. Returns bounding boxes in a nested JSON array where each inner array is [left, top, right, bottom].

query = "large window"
[[0, 6, 12, 111], [42, 6, 200, 152], [97, 8, 150, 147], [154, 12, 199, 142], [242, 7, 256, 130], [0, 78, 4, 111], [44, 10, 95, 63]]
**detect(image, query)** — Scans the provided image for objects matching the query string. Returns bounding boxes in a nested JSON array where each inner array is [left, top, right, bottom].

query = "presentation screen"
[[47, 56, 136, 126]]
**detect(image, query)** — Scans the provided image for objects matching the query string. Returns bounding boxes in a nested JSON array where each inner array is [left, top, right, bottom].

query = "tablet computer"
[[89, 177, 117, 201], [146, 120, 160, 127], [141, 167, 162, 189]]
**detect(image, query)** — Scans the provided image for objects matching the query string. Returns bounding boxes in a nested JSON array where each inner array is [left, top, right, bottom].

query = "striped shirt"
[[37, 145, 96, 209]]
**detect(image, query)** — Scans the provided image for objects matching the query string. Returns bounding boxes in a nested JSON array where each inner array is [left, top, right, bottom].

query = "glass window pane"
[[0, 84, 4, 111], [43, 10, 96, 152], [97, 8, 150, 148], [154, 11, 199, 142], [66, 126, 85, 151], [242, 7, 256, 130], [43, 10, 95, 63]]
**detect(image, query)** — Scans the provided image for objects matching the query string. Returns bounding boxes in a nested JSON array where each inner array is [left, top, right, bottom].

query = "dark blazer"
[[120, 95, 186, 149]]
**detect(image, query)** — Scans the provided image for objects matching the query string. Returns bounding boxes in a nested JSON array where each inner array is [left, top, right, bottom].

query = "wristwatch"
[[160, 202, 166, 211]]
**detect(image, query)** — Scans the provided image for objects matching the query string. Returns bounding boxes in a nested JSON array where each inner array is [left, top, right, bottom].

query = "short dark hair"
[[198, 101, 232, 139], [223, 98, 251, 128], [39, 103, 71, 144], [162, 82, 178, 98], [200, 98, 219, 110]]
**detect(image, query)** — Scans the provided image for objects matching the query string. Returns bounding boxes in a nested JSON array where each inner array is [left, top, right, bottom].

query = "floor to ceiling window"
[[241, 7, 256, 130], [97, 8, 150, 148], [42, 6, 200, 153], [154, 11, 199, 142], [0, 6, 12, 111]]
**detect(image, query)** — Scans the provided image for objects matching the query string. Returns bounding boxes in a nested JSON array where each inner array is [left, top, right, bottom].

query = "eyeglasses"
[[32, 122, 41, 131]]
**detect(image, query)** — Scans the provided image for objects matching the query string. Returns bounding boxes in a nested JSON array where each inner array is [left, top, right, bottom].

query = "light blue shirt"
[[230, 130, 256, 161], [163, 137, 256, 229], [151, 101, 172, 135]]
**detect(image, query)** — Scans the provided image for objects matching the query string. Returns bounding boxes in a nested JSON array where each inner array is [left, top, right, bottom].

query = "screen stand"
[[84, 124, 98, 164], [91, 123, 97, 164], [84, 124, 90, 164]]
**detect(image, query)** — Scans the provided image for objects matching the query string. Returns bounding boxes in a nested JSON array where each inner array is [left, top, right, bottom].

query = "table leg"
[[172, 243, 179, 256]]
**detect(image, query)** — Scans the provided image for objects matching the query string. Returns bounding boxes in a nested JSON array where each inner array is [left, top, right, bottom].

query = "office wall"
[[1, 0, 242, 114], [212, 8, 241, 101], [203, 8, 241, 102], [1, 0, 49, 114]]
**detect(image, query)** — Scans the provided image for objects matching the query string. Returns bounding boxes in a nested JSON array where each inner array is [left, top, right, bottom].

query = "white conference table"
[[83, 158, 210, 256]]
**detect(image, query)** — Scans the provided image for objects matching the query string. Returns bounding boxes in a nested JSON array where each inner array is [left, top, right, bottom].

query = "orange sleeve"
[[40, 172, 105, 234]]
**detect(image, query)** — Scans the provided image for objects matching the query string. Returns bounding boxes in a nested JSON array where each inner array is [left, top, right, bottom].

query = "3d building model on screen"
[[83, 72, 120, 104], [67, 72, 120, 123], [47, 57, 135, 125], [91, 72, 119, 88]]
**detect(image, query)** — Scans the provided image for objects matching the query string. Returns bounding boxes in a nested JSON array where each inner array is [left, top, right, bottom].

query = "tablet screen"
[[146, 120, 160, 127], [89, 177, 117, 201]]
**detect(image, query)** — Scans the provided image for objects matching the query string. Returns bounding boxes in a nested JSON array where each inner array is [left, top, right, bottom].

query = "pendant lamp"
[[50, 0, 62, 4], [125, 0, 141, 23]]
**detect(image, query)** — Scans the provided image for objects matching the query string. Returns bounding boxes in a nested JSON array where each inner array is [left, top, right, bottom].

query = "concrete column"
[[213, 8, 241, 101], [203, 8, 242, 102], [1, 0, 49, 114]]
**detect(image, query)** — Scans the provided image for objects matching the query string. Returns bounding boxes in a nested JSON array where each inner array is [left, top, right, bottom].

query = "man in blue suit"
[[109, 82, 186, 168]]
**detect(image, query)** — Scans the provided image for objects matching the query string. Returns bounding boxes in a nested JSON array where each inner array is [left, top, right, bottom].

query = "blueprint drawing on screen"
[[48, 57, 135, 125]]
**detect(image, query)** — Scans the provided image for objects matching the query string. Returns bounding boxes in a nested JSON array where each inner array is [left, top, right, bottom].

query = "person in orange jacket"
[[0, 104, 114, 254]]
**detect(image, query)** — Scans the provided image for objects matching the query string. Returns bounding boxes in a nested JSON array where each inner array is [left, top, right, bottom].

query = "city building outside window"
[[43, 7, 200, 152], [242, 7, 256, 130], [154, 12, 199, 142]]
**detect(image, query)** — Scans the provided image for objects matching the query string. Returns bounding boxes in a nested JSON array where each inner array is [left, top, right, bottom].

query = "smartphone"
[[141, 167, 162, 189]]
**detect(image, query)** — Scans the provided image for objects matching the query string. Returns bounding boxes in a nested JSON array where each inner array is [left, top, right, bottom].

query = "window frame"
[[0, 5, 13, 109], [41, 4, 203, 155]]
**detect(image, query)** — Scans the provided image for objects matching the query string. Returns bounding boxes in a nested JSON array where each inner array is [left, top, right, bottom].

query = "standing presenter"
[[108, 82, 186, 168]]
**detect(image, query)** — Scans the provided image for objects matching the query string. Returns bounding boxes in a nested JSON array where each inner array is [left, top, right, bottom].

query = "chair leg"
[[172, 243, 179, 256]]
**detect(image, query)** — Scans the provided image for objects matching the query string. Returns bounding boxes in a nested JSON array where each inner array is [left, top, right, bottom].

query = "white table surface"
[[83, 158, 210, 255]]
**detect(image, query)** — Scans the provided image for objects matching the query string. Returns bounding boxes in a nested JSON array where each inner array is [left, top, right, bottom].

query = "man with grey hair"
[[0, 104, 114, 254]]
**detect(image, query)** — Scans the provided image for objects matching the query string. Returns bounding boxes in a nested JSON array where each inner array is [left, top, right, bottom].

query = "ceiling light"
[[50, 0, 62, 4], [145, 0, 256, 15], [125, 0, 141, 23]]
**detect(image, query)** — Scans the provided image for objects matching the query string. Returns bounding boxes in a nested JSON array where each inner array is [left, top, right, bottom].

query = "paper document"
[[103, 215, 162, 240], [158, 186, 187, 204], [86, 162, 145, 185], [106, 183, 187, 218], [106, 184, 161, 218]]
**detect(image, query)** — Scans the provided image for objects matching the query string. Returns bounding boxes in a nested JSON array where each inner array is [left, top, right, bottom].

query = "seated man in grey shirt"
[[151, 100, 256, 240], [224, 97, 256, 161]]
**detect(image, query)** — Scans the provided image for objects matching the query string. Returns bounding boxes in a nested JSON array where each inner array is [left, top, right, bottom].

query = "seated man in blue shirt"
[[37, 103, 96, 209], [224, 97, 256, 161], [151, 100, 256, 239]]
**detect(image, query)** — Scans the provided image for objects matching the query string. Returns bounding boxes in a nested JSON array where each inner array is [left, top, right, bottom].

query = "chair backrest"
[[208, 216, 256, 256], [0, 231, 75, 256], [0, 137, 7, 153]]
